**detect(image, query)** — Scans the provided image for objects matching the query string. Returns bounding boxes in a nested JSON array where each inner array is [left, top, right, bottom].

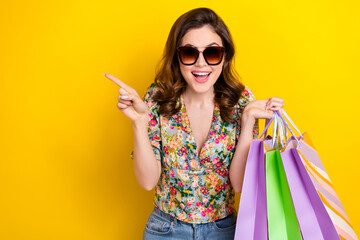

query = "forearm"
[[229, 114, 256, 193], [132, 119, 161, 191]]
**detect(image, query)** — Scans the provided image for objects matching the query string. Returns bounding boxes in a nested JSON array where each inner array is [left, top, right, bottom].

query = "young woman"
[[105, 7, 284, 239]]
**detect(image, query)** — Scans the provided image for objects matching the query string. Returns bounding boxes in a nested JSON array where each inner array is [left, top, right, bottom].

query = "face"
[[178, 25, 225, 96]]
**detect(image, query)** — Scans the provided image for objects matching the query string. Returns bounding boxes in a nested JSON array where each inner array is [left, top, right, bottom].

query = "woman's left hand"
[[242, 97, 284, 122]]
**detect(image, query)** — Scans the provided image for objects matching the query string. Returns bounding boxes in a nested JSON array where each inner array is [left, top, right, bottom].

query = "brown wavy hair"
[[153, 7, 245, 123]]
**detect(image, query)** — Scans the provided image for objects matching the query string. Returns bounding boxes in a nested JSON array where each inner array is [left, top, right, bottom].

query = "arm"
[[104, 73, 161, 191], [132, 117, 161, 191], [229, 88, 284, 193], [229, 112, 256, 193]]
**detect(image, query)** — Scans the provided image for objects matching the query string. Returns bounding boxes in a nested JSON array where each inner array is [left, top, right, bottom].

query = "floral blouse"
[[132, 83, 259, 224]]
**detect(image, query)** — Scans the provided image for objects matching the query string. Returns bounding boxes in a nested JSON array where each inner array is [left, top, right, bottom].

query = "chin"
[[191, 86, 212, 94]]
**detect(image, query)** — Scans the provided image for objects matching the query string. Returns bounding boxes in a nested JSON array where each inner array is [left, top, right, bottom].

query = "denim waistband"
[[152, 206, 236, 226], [152, 206, 178, 223]]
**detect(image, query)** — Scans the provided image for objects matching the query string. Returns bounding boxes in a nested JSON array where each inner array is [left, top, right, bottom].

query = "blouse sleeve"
[[235, 86, 259, 142], [130, 83, 162, 161]]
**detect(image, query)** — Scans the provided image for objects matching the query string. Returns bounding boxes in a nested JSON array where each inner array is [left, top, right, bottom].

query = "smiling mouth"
[[192, 72, 211, 83], [192, 72, 211, 79]]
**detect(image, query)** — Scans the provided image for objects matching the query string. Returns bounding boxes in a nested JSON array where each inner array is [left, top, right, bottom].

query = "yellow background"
[[1, 0, 359, 239]]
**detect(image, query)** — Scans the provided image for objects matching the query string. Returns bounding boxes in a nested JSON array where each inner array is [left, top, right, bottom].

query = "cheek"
[[179, 66, 193, 81], [211, 65, 223, 79]]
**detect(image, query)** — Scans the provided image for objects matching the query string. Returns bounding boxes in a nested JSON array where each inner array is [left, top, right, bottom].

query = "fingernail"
[[103, 73, 106, 76], [120, 95, 128, 99]]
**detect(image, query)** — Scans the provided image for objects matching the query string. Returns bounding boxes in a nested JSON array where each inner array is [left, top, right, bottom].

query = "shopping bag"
[[235, 114, 301, 240], [234, 116, 277, 240], [265, 147, 302, 239], [276, 111, 358, 240], [262, 113, 302, 240], [281, 143, 340, 239], [234, 139, 268, 240]]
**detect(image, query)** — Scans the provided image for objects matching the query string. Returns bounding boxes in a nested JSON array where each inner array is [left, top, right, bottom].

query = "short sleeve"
[[235, 86, 259, 141], [130, 83, 162, 161]]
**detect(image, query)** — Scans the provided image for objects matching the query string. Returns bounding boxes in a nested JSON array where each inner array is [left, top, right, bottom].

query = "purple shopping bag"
[[234, 116, 277, 240], [234, 139, 268, 240], [281, 143, 340, 240], [276, 111, 358, 240]]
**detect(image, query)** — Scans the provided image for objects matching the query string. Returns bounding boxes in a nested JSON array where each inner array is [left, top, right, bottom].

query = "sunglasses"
[[177, 46, 225, 65]]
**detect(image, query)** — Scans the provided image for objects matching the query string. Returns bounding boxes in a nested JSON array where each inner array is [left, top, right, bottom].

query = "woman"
[[105, 7, 284, 239]]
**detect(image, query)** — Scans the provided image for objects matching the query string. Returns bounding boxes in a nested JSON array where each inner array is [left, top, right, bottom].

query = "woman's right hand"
[[104, 73, 148, 123]]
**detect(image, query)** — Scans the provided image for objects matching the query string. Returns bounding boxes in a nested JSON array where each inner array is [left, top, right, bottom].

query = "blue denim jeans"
[[143, 207, 236, 240]]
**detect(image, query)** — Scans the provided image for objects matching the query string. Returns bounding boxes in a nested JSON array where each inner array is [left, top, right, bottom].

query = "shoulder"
[[143, 83, 160, 107], [233, 86, 256, 120], [238, 85, 256, 107]]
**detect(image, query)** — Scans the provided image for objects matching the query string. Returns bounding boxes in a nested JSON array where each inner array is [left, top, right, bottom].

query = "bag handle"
[[258, 109, 304, 149], [278, 109, 304, 139], [277, 113, 287, 148], [259, 113, 276, 139], [259, 113, 286, 149], [274, 110, 304, 143]]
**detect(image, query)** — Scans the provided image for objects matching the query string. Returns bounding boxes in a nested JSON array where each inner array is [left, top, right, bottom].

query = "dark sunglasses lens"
[[179, 47, 198, 64], [204, 47, 223, 64]]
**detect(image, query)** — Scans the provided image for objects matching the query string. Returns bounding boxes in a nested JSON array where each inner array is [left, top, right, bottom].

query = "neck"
[[182, 86, 215, 107]]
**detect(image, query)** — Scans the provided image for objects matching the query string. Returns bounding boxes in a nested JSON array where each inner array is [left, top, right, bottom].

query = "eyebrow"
[[183, 42, 220, 47]]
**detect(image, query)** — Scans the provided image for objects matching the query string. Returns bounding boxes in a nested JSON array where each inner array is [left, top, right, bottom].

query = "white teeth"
[[193, 72, 210, 76]]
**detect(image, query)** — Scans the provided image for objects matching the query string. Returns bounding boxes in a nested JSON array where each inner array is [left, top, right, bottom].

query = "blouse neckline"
[[179, 93, 220, 159]]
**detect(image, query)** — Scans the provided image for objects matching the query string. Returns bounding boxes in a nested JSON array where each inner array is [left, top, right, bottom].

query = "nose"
[[195, 51, 207, 67]]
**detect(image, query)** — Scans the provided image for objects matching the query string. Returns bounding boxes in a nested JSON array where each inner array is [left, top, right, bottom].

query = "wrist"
[[132, 115, 148, 131], [241, 108, 256, 123], [241, 110, 256, 127]]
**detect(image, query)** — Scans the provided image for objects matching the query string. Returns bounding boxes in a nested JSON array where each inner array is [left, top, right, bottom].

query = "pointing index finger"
[[104, 73, 131, 92]]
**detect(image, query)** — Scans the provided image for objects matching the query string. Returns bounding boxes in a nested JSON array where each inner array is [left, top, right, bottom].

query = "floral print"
[[132, 83, 259, 224]]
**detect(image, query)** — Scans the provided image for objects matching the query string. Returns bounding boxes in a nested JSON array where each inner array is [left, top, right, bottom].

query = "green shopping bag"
[[265, 116, 302, 240]]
